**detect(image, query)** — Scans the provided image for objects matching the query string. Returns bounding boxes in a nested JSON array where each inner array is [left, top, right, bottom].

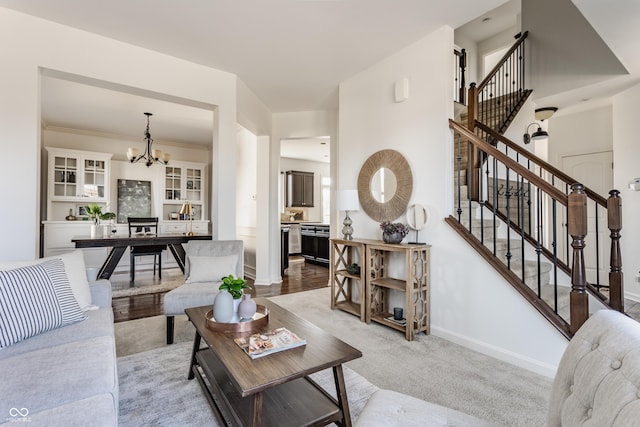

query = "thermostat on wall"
[[629, 178, 640, 191]]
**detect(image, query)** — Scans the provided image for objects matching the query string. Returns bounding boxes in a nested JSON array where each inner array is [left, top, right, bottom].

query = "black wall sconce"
[[523, 122, 548, 144]]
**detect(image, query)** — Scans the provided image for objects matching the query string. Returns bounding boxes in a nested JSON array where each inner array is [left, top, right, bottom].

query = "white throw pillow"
[[186, 255, 238, 283], [0, 250, 93, 311], [0, 259, 87, 348]]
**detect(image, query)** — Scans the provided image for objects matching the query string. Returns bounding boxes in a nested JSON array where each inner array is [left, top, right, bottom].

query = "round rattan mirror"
[[357, 149, 413, 222]]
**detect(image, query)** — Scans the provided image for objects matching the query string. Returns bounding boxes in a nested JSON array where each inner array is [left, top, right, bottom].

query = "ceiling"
[[4, 0, 640, 159], [2, 0, 508, 157]]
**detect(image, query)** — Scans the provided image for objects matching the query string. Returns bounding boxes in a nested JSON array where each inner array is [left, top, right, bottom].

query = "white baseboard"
[[625, 291, 640, 303], [243, 265, 256, 280], [431, 326, 558, 379]]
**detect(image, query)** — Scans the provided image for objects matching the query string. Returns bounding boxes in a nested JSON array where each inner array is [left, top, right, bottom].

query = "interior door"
[[561, 151, 613, 286]]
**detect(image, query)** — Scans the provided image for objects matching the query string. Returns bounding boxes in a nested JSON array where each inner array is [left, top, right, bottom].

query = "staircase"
[[448, 33, 624, 338]]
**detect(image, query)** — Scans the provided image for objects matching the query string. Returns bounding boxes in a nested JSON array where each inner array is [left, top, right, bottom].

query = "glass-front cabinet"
[[163, 161, 206, 220], [47, 147, 112, 202]]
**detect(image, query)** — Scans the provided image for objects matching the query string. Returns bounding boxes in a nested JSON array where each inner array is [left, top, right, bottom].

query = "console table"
[[330, 238, 431, 341]]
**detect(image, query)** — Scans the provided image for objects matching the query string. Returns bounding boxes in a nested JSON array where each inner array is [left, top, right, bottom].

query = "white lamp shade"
[[127, 147, 139, 160], [335, 190, 359, 211]]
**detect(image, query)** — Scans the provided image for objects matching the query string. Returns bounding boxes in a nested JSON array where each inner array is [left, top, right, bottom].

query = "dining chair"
[[127, 217, 166, 282]]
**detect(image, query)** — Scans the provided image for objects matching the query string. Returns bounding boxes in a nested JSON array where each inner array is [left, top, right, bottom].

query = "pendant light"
[[126, 112, 170, 167]]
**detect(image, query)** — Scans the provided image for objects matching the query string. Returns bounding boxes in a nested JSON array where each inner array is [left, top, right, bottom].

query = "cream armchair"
[[163, 240, 244, 344]]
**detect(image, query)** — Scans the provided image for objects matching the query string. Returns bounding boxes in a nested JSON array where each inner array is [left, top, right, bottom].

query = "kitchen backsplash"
[[281, 209, 306, 221]]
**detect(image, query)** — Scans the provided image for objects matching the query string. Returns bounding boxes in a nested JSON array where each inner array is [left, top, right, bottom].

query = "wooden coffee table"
[[185, 298, 363, 426]]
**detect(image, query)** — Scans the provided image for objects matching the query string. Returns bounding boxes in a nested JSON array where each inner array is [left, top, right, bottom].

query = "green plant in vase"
[[85, 203, 116, 225], [218, 274, 249, 300]]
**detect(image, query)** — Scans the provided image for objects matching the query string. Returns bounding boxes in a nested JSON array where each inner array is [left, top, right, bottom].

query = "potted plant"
[[85, 203, 116, 225], [219, 274, 251, 315], [379, 221, 409, 244], [85, 203, 116, 238], [219, 274, 249, 299]]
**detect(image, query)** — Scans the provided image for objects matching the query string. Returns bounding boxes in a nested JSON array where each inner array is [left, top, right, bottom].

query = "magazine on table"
[[234, 327, 306, 359]]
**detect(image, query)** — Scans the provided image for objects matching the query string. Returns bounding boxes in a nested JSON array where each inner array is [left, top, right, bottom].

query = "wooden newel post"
[[568, 183, 588, 334], [608, 189, 623, 312]]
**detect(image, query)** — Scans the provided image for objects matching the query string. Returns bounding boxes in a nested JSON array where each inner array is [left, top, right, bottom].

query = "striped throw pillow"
[[0, 259, 87, 348]]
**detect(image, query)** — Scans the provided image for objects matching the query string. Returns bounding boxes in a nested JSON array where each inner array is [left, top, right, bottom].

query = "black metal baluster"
[[519, 173, 525, 282], [552, 199, 559, 313], [594, 202, 601, 290], [493, 157, 498, 256], [536, 186, 542, 297], [505, 164, 512, 270]]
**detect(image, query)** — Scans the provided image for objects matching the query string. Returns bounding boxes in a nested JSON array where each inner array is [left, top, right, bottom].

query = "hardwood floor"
[[111, 256, 329, 323]]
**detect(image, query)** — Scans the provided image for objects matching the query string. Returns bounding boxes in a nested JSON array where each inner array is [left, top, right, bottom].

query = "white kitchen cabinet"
[[162, 161, 206, 221], [160, 220, 210, 235], [42, 221, 108, 268], [46, 147, 112, 202]]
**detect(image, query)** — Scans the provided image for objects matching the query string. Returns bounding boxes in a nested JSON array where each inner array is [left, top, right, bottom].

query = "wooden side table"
[[330, 238, 366, 321], [365, 242, 431, 341]]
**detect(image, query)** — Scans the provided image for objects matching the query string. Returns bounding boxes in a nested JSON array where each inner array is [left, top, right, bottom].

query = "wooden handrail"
[[450, 119, 569, 204], [474, 121, 608, 207], [477, 31, 528, 92]]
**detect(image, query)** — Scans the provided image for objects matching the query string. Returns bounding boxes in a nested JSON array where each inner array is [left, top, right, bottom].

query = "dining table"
[[72, 233, 212, 280]]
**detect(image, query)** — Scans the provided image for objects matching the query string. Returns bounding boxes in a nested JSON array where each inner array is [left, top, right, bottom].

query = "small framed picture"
[[76, 204, 88, 217]]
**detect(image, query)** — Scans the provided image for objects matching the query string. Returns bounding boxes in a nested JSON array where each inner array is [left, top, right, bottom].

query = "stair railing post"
[[607, 189, 624, 312], [569, 183, 589, 334], [467, 83, 479, 201]]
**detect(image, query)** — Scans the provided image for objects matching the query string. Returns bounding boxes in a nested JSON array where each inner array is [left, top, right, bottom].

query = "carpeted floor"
[[116, 287, 552, 426], [117, 341, 378, 426]]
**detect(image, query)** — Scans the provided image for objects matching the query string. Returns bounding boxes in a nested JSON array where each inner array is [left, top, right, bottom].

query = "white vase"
[[90, 224, 98, 238], [213, 289, 234, 323], [233, 297, 241, 313], [238, 294, 257, 319]]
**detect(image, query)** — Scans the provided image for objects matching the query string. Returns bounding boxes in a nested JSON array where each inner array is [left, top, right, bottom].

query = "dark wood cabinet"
[[300, 224, 329, 266], [286, 171, 314, 207]]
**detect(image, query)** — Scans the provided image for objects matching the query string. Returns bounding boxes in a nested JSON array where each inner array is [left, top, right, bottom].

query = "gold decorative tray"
[[205, 305, 269, 333]]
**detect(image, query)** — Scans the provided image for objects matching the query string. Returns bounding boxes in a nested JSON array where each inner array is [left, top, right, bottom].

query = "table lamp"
[[179, 201, 194, 236], [335, 190, 359, 240]]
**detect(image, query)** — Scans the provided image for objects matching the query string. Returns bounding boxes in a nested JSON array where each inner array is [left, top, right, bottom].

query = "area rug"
[[110, 268, 185, 298], [117, 341, 379, 426], [115, 287, 552, 426]]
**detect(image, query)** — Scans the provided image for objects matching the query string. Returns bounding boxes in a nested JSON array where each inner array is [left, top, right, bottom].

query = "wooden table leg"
[[98, 246, 127, 279], [333, 364, 352, 427], [167, 243, 187, 272], [187, 331, 202, 380], [249, 392, 263, 426]]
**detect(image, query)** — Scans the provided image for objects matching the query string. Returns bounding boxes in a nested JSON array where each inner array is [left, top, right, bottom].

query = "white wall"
[[338, 25, 566, 377], [236, 77, 275, 284], [548, 105, 613, 168], [236, 126, 258, 278], [613, 83, 640, 301], [0, 7, 239, 259]]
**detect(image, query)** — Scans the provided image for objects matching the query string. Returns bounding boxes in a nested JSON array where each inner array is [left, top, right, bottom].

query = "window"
[[322, 176, 331, 224]]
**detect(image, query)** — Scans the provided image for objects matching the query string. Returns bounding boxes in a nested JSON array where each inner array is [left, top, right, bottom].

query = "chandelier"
[[126, 112, 170, 167]]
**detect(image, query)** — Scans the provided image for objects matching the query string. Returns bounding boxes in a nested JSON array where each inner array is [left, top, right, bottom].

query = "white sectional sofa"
[[0, 251, 118, 426]]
